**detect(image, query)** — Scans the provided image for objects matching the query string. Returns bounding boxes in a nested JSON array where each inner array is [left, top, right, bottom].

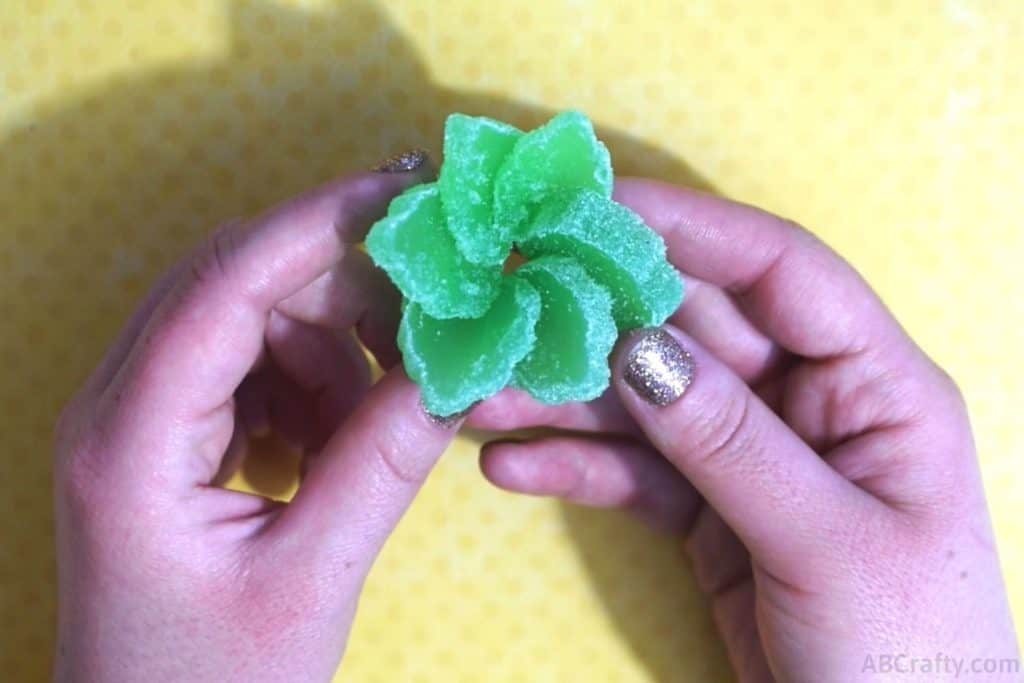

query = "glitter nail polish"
[[622, 328, 695, 406], [372, 148, 430, 173], [422, 398, 476, 428]]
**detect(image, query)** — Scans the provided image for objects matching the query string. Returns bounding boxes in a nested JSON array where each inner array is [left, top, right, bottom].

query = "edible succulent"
[[366, 111, 683, 416]]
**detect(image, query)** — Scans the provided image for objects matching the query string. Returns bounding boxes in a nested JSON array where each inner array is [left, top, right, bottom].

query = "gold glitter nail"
[[623, 328, 695, 406], [372, 148, 430, 173], [422, 399, 477, 428]]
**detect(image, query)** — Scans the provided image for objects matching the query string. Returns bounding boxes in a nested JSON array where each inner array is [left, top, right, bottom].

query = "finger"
[[97, 170, 427, 482], [679, 493, 770, 682], [615, 178, 917, 361], [467, 279, 784, 437], [684, 505, 751, 605], [276, 367, 460, 569], [481, 430, 771, 682], [672, 276, 786, 385], [468, 387, 639, 436], [710, 577, 775, 683], [613, 325, 877, 583], [481, 431, 774, 679], [276, 249, 403, 369], [229, 317, 373, 478], [480, 436, 700, 533], [265, 311, 372, 453], [118, 171, 422, 414]]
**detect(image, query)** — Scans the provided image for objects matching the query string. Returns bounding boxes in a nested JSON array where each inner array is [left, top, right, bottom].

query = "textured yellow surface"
[[2, 0, 1022, 680]]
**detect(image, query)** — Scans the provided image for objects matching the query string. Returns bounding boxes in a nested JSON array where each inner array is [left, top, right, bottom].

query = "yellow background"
[[2, 0, 1022, 680]]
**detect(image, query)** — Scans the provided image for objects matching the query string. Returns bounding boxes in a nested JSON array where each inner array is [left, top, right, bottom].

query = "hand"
[[469, 179, 1020, 681], [53, 164, 464, 682]]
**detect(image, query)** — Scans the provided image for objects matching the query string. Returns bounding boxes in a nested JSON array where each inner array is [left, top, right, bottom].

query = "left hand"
[[53, 168, 461, 682]]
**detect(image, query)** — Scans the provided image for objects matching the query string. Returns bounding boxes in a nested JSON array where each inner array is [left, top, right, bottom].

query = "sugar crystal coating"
[[400, 276, 541, 416], [512, 256, 617, 404], [439, 114, 523, 266], [493, 111, 613, 240], [365, 182, 500, 319], [366, 111, 685, 415], [519, 188, 684, 330]]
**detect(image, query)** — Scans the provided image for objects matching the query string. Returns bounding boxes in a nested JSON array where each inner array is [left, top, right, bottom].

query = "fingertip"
[[478, 440, 521, 488], [612, 325, 697, 409], [479, 440, 580, 497]]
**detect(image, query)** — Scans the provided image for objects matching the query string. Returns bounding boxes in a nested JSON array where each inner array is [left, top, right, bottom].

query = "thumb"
[[276, 366, 463, 570], [612, 326, 871, 581]]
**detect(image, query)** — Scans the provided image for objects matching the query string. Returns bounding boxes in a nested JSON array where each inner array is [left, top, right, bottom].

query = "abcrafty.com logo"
[[862, 652, 1020, 678]]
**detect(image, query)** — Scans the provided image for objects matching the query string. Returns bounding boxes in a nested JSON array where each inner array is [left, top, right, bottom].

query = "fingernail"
[[422, 399, 477, 429], [622, 328, 695, 406], [372, 148, 430, 173]]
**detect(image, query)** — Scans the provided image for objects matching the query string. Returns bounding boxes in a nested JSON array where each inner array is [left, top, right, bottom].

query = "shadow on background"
[[0, 1, 724, 680]]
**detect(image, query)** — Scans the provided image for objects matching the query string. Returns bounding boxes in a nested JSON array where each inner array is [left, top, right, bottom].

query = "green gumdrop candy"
[[400, 276, 542, 416], [519, 189, 684, 330], [366, 183, 501, 320], [512, 256, 617, 404], [493, 110, 612, 240], [438, 114, 523, 266]]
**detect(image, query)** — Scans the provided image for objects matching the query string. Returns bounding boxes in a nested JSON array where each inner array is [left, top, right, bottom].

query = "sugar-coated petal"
[[400, 276, 542, 416], [639, 258, 687, 329], [366, 183, 501, 319], [512, 256, 617, 404], [493, 111, 612, 240], [519, 189, 684, 330], [439, 114, 523, 266]]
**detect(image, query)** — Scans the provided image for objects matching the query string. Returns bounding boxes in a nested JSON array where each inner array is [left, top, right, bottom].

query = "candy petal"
[[366, 183, 501, 319], [519, 189, 684, 330], [400, 276, 541, 416], [439, 114, 523, 266], [493, 111, 612, 240], [512, 256, 618, 404]]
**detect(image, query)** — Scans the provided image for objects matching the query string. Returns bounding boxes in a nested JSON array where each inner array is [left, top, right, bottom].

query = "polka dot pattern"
[[2, 0, 1023, 680]]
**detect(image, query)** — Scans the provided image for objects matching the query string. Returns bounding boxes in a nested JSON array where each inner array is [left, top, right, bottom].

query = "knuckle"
[[780, 217, 826, 250], [685, 391, 757, 469], [780, 217, 812, 238], [53, 415, 147, 522], [55, 434, 107, 510], [131, 226, 249, 366], [189, 219, 244, 289], [367, 426, 428, 484], [779, 218, 842, 270]]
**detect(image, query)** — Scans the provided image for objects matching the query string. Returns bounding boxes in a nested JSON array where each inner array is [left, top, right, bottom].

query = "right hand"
[[469, 178, 1020, 681]]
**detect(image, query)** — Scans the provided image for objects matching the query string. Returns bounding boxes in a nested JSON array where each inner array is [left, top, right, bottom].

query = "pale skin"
[[54, 167, 1019, 682]]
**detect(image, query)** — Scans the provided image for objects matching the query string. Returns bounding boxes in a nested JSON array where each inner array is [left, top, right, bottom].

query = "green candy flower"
[[366, 111, 684, 416]]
